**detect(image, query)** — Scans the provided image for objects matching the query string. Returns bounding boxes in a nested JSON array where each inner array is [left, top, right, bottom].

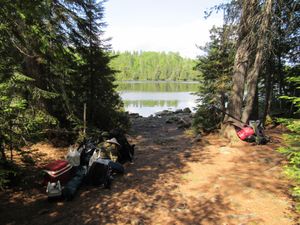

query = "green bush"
[[277, 118, 300, 210], [192, 106, 223, 132]]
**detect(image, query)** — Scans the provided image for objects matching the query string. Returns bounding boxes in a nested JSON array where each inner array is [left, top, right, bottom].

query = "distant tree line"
[[110, 51, 199, 81], [116, 81, 198, 92]]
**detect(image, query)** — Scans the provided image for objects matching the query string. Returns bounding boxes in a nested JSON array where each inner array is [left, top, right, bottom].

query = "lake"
[[116, 81, 199, 117]]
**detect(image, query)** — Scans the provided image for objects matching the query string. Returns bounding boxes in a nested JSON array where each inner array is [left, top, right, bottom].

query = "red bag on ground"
[[237, 127, 255, 140], [43, 160, 73, 185]]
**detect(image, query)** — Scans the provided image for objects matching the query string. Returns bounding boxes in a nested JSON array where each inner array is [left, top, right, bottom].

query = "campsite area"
[[0, 115, 298, 225]]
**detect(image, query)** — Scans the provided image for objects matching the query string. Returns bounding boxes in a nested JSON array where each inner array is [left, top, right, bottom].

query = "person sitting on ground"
[[93, 137, 124, 174]]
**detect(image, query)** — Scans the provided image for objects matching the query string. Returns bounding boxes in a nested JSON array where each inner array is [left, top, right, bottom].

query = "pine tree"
[[193, 25, 235, 130]]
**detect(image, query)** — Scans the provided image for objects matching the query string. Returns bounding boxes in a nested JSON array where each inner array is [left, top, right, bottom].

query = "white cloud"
[[104, 17, 223, 59]]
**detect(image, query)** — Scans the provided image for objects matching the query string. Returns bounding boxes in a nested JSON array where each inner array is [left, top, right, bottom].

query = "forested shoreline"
[[0, 0, 299, 212], [110, 51, 199, 81]]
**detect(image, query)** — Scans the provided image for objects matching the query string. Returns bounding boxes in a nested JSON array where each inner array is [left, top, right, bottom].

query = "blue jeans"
[[95, 159, 124, 174]]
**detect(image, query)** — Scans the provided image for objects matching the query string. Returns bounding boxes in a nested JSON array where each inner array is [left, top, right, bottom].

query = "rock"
[[165, 118, 173, 124], [166, 116, 179, 124], [183, 107, 191, 113], [174, 109, 183, 114], [219, 147, 235, 154], [177, 118, 191, 129], [129, 113, 141, 118], [155, 110, 173, 117], [193, 134, 202, 142]]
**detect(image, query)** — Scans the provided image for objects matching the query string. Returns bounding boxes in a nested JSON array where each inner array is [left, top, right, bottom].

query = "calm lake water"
[[116, 81, 199, 117]]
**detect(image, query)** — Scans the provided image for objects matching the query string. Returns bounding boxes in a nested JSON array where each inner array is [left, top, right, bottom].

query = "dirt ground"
[[0, 116, 298, 225]]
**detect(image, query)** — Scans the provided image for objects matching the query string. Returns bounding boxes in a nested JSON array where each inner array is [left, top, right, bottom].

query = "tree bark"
[[0, 139, 6, 163], [249, 85, 259, 120], [262, 61, 273, 125], [226, 40, 249, 122], [224, 0, 258, 124], [241, 0, 273, 123]]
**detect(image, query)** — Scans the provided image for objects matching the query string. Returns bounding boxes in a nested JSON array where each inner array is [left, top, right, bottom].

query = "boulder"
[[174, 109, 183, 114], [183, 107, 191, 114], [129, 113, 141, 118], [155, 110, 173, 117], [177, 118, 191, 129]]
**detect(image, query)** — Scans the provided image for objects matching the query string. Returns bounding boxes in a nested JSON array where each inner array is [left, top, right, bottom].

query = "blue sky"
[[103, 0, 226, 58]]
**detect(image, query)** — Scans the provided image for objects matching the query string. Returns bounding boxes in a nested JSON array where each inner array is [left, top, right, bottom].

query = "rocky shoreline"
[[129, 107, 194, 130]]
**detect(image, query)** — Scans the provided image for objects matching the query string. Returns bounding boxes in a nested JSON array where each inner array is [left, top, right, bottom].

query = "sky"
[[103, 0, 226, 59]]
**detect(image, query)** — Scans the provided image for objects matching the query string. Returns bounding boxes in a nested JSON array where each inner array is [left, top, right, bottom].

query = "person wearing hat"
[[96, 137, 124, 174], [99, 137, 120, 162]]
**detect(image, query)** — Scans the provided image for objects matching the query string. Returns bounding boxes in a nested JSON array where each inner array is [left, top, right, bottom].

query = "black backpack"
[[250, 120, 269, 145], [85, 161, 112, 188], [78, 138, 97, 166]]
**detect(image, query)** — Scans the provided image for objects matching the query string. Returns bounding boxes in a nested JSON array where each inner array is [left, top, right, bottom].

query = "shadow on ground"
[[0, 117, 295, 225]]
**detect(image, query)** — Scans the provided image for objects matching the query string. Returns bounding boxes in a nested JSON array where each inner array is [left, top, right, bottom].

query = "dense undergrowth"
[[278, 118, 300, 210]]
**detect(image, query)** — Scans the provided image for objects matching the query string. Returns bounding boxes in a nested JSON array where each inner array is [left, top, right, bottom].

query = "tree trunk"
[[225, 40, 249, 122], [263, 62, 273, 125], [224, 0, 258, 124], [0, 139, 7, 162], [249, 85, 259, 120], [241, 0, 273, 123]]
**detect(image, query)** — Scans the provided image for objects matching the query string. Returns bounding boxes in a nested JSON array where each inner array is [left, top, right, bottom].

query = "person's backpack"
[[66, 146, 81, 167], [236, 126, 255, 141], [78, 138, 97, 166], [249, 120, 269, 145], [85, 160, 112, 188]]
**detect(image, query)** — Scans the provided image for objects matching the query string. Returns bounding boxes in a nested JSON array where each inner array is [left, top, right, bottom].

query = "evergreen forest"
[[0, 0, 128, 165], [110, 51, 199, 81]]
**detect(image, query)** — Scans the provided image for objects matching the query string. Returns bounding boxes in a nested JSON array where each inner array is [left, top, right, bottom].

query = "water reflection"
[[117, 81, 198, 117], [124, 100, 179, 107]]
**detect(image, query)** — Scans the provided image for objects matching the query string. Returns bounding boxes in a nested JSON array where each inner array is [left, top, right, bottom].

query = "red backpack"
[[237, 127, 255, 140]]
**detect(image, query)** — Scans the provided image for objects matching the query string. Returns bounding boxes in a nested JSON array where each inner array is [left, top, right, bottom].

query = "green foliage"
[[0, 72, 57, 153], [0, 166, 17, 190], [116, 81, 198, 92], [0, 0, 127, 136], [277, 75, 300, 210], [110, 51, 198, 81], [280, 73, 300, 113], [193, 26, 235, 131], [0, 0, 129, 187], [192, 107, 223, 132], [277, 119, 300, 203]]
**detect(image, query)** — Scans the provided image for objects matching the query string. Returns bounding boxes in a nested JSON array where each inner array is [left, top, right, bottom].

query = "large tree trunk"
[[221, 0, 255, 141], [241, 0, 273, 123], [224, 0, 260, 124], [225, 40, 249, 122]]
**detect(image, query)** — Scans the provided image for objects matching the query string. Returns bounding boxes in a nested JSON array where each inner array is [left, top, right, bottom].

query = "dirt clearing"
[[0, 116, 298, 225]]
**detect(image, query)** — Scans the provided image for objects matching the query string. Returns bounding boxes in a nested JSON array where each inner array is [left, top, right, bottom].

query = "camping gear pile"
[[236, 120, 269, 144], [211, 106, 269, 144], [43, 129, 135, 200]]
